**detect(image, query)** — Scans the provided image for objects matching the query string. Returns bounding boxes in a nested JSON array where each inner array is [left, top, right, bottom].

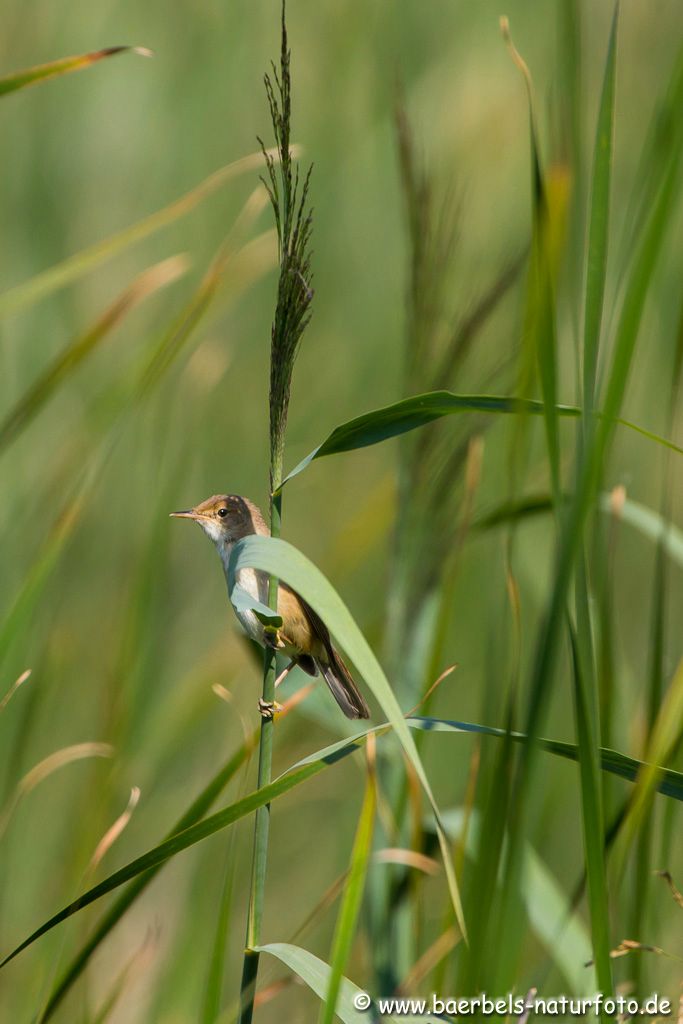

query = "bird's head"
[[170, 494, 265, 545]]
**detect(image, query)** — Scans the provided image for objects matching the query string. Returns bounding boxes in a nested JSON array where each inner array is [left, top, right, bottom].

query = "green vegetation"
[[0, 2, 681, 1021]]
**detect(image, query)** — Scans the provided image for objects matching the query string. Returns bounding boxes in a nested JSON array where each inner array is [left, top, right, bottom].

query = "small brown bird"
[[171, 494, 370, 720]]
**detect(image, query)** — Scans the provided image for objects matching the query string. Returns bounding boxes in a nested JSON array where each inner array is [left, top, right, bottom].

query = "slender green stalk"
[[568, 11, 618, 1007], [569, 588, 613, 997], [582, 5, 618, 422], [320, 770, 375, 1024], [238, 5, 313, 1019], [640, 303, 683, 992], [238, 494, 281, 1024], [202, 845, 237, 1023]]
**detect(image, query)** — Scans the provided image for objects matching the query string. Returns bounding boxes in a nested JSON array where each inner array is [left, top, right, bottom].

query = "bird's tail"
[[317, 646, 370, 720]]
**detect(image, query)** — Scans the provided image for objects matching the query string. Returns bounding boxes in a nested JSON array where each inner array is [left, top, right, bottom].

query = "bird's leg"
[[274, 659, 296, 690], [259, 634, 294, 718]]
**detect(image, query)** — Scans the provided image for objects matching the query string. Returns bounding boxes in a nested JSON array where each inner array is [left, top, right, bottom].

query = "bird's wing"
[[294, 591, 333, 653], [296, 591, 370, 720]]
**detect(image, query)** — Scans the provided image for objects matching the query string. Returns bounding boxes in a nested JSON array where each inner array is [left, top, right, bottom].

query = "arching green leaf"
[[227, 535, 467, 941], [278, 391, 682, 489]]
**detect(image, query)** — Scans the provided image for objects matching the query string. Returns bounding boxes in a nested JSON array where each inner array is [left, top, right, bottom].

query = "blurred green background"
[[1, 1, 682, 1021]]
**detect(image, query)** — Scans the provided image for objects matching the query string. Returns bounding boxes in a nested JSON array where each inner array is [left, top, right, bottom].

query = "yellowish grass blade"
[[0, 46, 151, 97], [0, 669, 31, 713], [0, 255, 188, 455], [0, 147, 297, 318], [0, 743, 114, 840]]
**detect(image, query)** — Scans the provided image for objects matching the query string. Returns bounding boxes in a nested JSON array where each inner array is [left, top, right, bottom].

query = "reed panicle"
[[260, 1, 313, 493]]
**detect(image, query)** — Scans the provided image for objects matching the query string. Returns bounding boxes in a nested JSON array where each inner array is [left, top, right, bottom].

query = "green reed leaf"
[[256, 944, 372, 1023], [257, 943, 441, 1023], [279, 391, 682, 488], [3, 713, 680, 974], [227, 535, 467, 941], [36, 736, 256, 1021]]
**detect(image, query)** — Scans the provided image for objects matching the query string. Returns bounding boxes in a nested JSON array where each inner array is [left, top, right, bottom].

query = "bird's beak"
[[169, 509, 198, 519]]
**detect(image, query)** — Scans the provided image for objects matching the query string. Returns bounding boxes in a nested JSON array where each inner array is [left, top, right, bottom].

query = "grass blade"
[[567, 617, 613, 995], [36, 731, 258, 1021], [257, 943, 442, 1024], [0, 226, 272, 710], [597, 149, 680, 436], [503, 15, 564, 500], [2, 757, 329, 971], [0, 148, 289, 318], [402, 718, 683, 801], [610, 657, 683, 880], [0, 46, 150, 97], [0, 670, 31, 715], [281, 393, 580, 486], [11, 728, 429, 979], [256, 944, 371, 1024], [0, 743, 113, 841], [134, 230, 275, 397], [583, 5, 618, 415], [495, 64, 682, 989], [602, 494, 683, 567], [3, 714, 681, 972], [474, 490, 683, 576], [201, 842, 237, 1023], [528, 196, 562, 501], [0, 478, 96, 676], [321, 770, 375, 1024], [0, 255, 187, 456], [279, 391, 682, 487], [438, 808, 595, 995]]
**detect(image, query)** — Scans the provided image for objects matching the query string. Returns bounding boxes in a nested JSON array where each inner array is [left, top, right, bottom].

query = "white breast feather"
[[216, 540, 270, 646]]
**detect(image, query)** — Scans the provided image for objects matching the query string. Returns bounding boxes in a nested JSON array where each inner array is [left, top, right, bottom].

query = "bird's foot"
[[258, 698, 283, 720], [263, 626, 286, 651]]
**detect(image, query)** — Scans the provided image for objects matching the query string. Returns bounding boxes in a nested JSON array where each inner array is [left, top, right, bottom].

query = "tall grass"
[[0, 3, 682, 1022], [239, 5, 314, 1021]]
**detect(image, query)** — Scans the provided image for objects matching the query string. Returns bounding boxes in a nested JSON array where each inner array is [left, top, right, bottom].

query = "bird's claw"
[[263, 627, 286, 651], [258, 698, 283, 720]]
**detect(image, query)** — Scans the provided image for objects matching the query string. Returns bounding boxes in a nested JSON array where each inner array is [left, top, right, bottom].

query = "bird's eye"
[[217, 507, 228, 518]]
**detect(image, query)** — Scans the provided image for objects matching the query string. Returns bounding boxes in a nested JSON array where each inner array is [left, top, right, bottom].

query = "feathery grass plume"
[[260, 3, 313, 494], [391, 97, 523, 716], [370, 94, 522, 994], [388, 95, 522, 697]]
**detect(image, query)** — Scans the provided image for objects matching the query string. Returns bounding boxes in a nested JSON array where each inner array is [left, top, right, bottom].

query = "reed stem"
[[238, 3, 311, 1016], [238, 489, 282, 1024]]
